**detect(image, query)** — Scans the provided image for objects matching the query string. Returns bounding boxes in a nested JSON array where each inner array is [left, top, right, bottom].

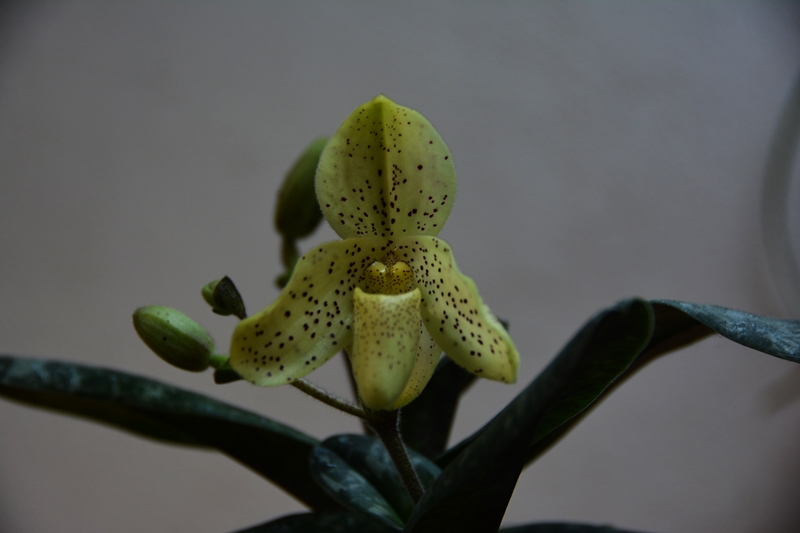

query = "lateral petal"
[[316, 95, 457, 240], [230, 237, 386, 386], [351, 287, 422, 410], [396, 235, 519, 383]]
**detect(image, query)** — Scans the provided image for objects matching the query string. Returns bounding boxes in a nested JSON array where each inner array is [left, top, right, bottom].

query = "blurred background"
[[1, 3, 800, 532]]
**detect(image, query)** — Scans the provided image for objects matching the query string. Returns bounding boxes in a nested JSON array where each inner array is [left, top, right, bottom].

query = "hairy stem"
[[366, 408, 424, 503], [292, 378, 366, 418]]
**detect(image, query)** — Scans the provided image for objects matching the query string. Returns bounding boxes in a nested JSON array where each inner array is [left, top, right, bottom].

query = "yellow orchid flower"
[[230, 95, 519, 410]]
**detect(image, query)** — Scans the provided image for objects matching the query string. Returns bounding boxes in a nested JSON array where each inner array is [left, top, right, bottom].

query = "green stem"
[[209, 354, 230, 370], [366, 409, 424, 504], [292, 379, 366, 419], [208, 354, 243, 384]]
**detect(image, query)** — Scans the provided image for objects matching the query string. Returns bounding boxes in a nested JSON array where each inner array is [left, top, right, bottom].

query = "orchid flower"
[[230, 95, 519, 410]]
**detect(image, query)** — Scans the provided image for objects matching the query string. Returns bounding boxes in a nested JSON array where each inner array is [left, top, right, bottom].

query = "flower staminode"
[[230, 95, 519, 410]]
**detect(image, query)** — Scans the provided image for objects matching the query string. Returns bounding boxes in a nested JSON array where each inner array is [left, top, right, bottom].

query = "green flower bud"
[[201, 280, 219, 308], [274, 137, 328, 240], [200, 276, 247, 319], [133, 306, 214, 372], [275, 239, 300, 289]]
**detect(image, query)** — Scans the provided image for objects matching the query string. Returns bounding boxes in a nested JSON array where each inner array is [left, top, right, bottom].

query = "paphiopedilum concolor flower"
[[230, 95, 519, 410]]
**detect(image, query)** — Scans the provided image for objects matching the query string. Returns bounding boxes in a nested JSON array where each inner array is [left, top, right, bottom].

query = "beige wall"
[[1, 3, 800, 532]]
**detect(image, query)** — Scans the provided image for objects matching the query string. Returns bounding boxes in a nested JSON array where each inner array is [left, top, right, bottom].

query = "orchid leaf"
[[524, 300, 800, 464], [0, 355, 338, 511], [499, 523, 653, 533], [231, 512, 396, 533], [649, 300, 800, 362], [407, 299, 653, 533], [321, 434, 441, 522], [308, 444, 404, 530]]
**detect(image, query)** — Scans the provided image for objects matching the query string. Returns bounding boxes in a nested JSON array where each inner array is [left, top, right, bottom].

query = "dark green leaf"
[[638, 302, 715, 360], [231, 512, 396, 533], [525, 300, 800, 465], [309, 445, 404, 530], [500, 523, 653, 533], [399, 357, 475, 459], [321, 434, 441, 522], [0, 355, 338, 511], [408, 299, 653, 533]]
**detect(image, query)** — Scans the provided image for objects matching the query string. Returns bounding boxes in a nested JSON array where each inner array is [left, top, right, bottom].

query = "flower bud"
[[133, 306, 214, 372], [200, 276, 247, 319], [274, 137, 328, 240], [201, 280, 219, 308], [275, 239, 300, 288]]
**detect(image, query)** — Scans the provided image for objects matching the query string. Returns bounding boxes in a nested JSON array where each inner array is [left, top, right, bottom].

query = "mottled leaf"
[[650, 300, 800, 362], [500, 523, 652, 533], [0, 355, 338, 511], [321, 434, 441, 522], [308, 445, 404, 530], [231, 512, 396, 533]]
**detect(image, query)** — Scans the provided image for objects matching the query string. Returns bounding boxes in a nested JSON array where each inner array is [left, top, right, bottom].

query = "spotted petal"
[[395, 235, 519, 383], [230, 236, 386, 386], [351, 287, 422, 410], [316, 95, 457, 240]]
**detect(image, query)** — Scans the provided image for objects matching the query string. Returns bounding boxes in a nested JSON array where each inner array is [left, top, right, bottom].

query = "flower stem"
[[291, 378, 366, 419], [209, 354, 231, 370], [366, 408, 424, 504]]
